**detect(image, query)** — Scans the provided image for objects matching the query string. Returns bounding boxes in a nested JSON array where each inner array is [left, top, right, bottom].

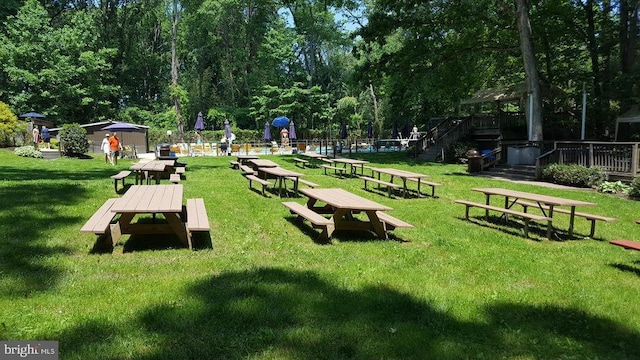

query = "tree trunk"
[[171, 0, 184, 142], [368, 80, 379, 129], [515, 0, 543, 141]]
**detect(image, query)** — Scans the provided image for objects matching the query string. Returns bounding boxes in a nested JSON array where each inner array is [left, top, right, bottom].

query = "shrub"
[[59, 123, 89, 157], [628, 177, 640, 197], [597, 181, 631, 194], [446, 141, 477, 164], [0, 101, 19, 147], [540, 164, 607, 188], [14, 145, 43, 158]]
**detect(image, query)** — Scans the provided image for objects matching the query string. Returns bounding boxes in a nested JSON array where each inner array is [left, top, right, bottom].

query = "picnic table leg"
[[484, 194, 491, 221], [164, 212, 190, 249], [547, 206, 555, 240], [366, 210, 388, 239], [402, 178, 408, 198], [568, 206, 576, 238]]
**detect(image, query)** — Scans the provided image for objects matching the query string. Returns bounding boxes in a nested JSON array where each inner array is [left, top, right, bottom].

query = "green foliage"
[[58, 123, 89, 156], [13, 145, 42, 158], [0, 100, 18, 147], [597, 181, 631, 194], [446, 141, 477, 164], [628, 177, 640, 197], [541, 164, 607, 188]]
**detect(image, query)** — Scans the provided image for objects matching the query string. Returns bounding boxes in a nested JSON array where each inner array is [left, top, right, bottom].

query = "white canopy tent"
[[614, 105, 640, 141]]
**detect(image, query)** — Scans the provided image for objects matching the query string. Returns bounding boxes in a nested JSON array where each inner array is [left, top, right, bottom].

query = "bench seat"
[[175, 167, 186, 175], [293, 157, 309, 168], [246, 174, 271, 196], [321, 164, 346, 176], [516, 200, 617, 237], [282, 201, 333, 228], [169, 174, 181, 184], [186, 198, 210, 250], [285, 177, 319, 188], [110, 170, 132, 192], [229, 160, 240, 169], [454, 199, 552, 238], [239, 165, 255, 175], [610, 239, 640, 251], [359, 176, 400, 197], [80, 198, 121, 245], [406, 178, 442, 198], [376, 211, 414, 231]]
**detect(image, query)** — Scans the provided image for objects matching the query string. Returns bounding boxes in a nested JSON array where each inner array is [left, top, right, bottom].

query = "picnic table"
[[258, 166, 305, 197], [283, 188, 413, 242], [248, 159, 279, 170], [129, 160, 175, 184], [111, 184, 190, 248], [367, 167, 433, 198], [470, 187, 597, 239], [237, 155, 259, 165], [331, 157, 369, 175]]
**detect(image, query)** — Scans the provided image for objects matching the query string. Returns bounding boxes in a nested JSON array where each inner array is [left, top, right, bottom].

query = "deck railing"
[[535, 141, 640, 179]]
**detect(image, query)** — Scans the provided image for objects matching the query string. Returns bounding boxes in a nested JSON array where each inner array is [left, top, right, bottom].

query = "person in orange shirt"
[[108, 132, 122, 165]]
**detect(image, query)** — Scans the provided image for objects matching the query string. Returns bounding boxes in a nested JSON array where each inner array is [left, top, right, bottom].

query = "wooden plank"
[[610, 239, 640, 251], [282, 202, 333, 226], [376, 211, 414, 229], [80, 199, 118, 234], [187, 198, 210, 231]]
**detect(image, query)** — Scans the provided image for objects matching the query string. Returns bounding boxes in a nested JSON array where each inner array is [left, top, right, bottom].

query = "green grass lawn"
[[1, 149, 639, 360]]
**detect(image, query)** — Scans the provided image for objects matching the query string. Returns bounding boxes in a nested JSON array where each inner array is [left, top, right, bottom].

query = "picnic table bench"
[[229, 160, 240, 169], [454, 199, 552, 238], [80, 198, 121, 245], [246, 174, 271, 196], [321, 164, 346, 176], [282, 201, 334, 235], [376, 211, 415, 230], [110, 170, 132, 193], [515, 200, 617, 237], [240, 164, 255, 175], [406, 178, 442, 198], [169, 174, 181, 184], [293, 157, 309, 168], [359, 176, 400, 197], [286, 177, 318, 188], [186, 198, 210, 245]]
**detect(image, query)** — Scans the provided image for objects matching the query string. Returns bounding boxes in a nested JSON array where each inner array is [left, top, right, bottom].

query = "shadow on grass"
[[610, 262, 640, 277], [55, 268, 640, 359], [0, 183, 87, 297], [0, 165, 128, 182]]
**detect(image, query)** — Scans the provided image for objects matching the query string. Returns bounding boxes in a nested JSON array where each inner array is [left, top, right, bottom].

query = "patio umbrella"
[[289, 121, 297, 140], [272, 116, 290, 128], [367, 120, 373, 138], [402, 120, 410, 138], [391, 121, 399, 138], [340, 119, 348, 139], [262, 121, 271, 141], [101, 122, 141, 150], [194, 112, 205, 131], [19, 112, 46, 119], [224, 120, 231, 139]]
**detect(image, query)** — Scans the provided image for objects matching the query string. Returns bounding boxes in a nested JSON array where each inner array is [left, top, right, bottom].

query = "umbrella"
[[402, 120, 410, 138], [102, 122, 140, 149], [19, 112, 46, 118], [224, 120, 231, 139], [367, 120, 373, 138], [340, 119, 348, 139], [272, 116, 290, 128], [262, 121, 271, 141], [289, 121, 297, 140], [102, 122, 140, 132], [391, 121, 399, 138], [194, 112, 205, 131]]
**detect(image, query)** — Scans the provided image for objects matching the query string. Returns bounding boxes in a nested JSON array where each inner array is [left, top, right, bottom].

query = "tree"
[[0, 100, 19, 147]]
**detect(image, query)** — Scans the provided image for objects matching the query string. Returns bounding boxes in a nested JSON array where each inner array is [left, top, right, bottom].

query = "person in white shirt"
[[101, 133, 111, 164]]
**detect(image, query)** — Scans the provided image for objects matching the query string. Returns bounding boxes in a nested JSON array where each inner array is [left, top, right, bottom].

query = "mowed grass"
[[0, 148, 639, 360]]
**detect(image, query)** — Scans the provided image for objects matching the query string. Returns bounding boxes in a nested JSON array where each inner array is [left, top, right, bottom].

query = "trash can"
[[159, 143, 170, 157], [467, 149, 482, 173]]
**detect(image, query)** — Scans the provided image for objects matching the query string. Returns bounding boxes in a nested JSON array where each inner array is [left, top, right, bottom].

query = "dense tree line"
[[0, 0, 637, 141]]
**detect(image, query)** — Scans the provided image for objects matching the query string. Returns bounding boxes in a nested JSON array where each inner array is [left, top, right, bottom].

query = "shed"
[[49, 121, 150, 154], [614, 105, 640, 141]]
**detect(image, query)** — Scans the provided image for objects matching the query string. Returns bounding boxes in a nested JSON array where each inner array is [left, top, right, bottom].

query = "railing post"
[[589, 143, 594, 167], [633, 143, 639, 177]]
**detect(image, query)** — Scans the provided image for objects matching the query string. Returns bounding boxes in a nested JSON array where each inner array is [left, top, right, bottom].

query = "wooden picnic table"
[[248, 159, 279, 170], [471, 187, 597, 239], [300, 152, 327, 159], [331, 157, 369, 175], [299, 188, 393, 241], [111, 184, 190, 248], [237, 155, 259, 164], [129, 160, 174, 184], [369, 167, 430, 197], [258, 166, 305, 197]]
